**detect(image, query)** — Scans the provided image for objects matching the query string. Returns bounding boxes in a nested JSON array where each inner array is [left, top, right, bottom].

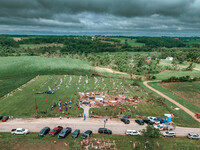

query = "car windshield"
[[52, 130, 56, 132], [40, 129, 45, 134], [74, 130, 79, 133], [22, 129, 25, 131]]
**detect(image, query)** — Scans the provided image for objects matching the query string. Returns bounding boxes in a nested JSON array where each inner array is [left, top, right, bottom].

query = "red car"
[[49, 126, 63, 136], [2, 116, 9, 122]]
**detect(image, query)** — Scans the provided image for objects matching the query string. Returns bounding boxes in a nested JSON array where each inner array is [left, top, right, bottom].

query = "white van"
[[125, 130, 140, 136]]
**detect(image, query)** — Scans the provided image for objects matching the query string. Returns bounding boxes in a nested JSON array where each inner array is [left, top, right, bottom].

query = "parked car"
[[143, 118, 154, 125], [1, 116, 9, 122], [147, 116, 160, 124], [162, 131, 176, 137], [187, 133, 200, 139], [154, 124, 165, 131], [0, 115, 3, 120], [135, 119, 144, 125], [11, 128, 29, 135], [49, 126, 63, 136], [98, 128, 112, 134], [72, 129, 80, 138], [38, 127, 50, 137], [58, 127, 72, 138], [81, 130, 92, 139], [121, 118, 130, 124], [157, 118, 167, 124], [125, 130, 140, 136]]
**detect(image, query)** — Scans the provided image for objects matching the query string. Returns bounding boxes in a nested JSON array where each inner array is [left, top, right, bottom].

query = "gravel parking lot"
[[0, 118, 199, 136]]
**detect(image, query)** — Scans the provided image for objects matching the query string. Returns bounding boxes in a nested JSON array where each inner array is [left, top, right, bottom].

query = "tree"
[[185, 63, 195, 71], [141, 125, 161, 138]]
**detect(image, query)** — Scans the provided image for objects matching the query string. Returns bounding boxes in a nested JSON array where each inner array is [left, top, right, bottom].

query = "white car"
[[125, 130, 140, 136], [147, 116, 160, 124], [187, 133, 200, 139], [154, 124, 164, 130], [11, 128, 29, 135], [162, 131, 176, 137]]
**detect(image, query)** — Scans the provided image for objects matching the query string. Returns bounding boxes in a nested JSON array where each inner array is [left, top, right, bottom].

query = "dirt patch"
[[95, 67, 128, 75]]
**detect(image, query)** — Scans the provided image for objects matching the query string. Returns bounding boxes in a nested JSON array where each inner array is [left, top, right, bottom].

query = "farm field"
[[0, 56, 92, 98], [141, 82, 200, 128], [148, 82, 200, 114], [111, 38, 145, 46], [160, 82, 200, 108], [0, 133, 199, 150]]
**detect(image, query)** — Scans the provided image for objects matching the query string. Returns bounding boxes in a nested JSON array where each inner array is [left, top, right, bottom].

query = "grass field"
[[0, 133, 199, 150], [186, 39, 200, 45], [159, 59, 200, 70], [160, 82, 200, 108], [155, 70, 200, 80], [112, 38, 145, 46], [20, 43, 63, 48], [140, 82, 200, 128], [0, 74, 172, 118], [0, 56, 92, 98]]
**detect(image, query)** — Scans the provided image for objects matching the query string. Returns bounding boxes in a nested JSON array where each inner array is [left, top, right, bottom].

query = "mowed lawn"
[[0, 56, 92, 98], [0, 74, 171, 118], [161, 82, 200, 108], [0, 133, 200, 150]]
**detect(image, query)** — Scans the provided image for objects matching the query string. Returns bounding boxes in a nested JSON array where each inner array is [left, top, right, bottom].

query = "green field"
[[155, 70, 200, 80], [0, 74, 170, 118], [0, 56, 92, 98], [141, 82, 200, 128], [187, 39, 200, 45], [112, 38, 145, 46], [0, 133, 199, 150], [20, 43, 63, 48], [159, 59, 200, 70], [161, 82, 200, 108]]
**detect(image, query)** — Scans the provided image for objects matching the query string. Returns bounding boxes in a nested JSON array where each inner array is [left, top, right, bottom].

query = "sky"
[[1, 0, 200, 36]]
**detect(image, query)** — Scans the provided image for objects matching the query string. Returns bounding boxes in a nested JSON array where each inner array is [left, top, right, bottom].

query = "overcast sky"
[[1, 0, 200, 36]]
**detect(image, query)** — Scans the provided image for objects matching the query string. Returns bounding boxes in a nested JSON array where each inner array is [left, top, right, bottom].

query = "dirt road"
[[0, 118, 200, 136], [143, 81, 200, 123]]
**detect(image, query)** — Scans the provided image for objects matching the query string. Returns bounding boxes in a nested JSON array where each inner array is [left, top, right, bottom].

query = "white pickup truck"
[[11, 128, 29, 135]]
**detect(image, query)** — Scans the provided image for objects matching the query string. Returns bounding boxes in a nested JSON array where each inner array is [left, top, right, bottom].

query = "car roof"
[[189, 133, 198, 135], [126, 130, 137, 132], [167, 131, 175, 133], [43, 127, 50, 130], [16, 128, 24, 130]]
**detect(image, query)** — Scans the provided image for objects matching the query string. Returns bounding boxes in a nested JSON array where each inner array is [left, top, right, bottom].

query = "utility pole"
[[35, 97, 39, 118]]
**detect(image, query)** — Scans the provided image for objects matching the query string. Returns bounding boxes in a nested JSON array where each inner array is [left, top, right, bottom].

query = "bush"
[[162, 76, 200, 82]]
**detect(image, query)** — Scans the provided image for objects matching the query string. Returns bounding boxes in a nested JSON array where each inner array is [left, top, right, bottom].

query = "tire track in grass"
[[143, 81, 200, 123]]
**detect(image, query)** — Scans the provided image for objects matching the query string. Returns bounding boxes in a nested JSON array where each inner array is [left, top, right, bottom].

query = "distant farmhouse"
[[166, 57, 173, 61]]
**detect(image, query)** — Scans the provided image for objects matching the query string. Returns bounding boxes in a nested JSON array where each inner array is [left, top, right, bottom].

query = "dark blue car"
[[81, 130, 92, 139], [72, 129, 80, 138]]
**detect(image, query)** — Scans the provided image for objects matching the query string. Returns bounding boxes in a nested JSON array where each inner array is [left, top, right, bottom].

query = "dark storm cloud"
[[0, 0, 200, 34]]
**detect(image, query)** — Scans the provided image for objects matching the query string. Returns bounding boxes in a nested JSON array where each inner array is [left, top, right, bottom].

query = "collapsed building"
[[79, 91, 140, 108]]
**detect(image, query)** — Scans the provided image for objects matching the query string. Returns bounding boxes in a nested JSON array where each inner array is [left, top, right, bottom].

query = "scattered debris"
[[79, 91, 141, 108]]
